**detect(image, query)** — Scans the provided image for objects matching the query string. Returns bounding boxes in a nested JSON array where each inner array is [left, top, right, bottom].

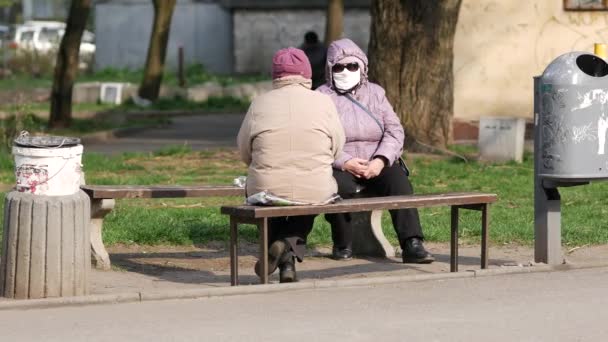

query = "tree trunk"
[[48, 0, 91, 129], [368, 0, 462, 150], [8, 2, 22, 25], [324, 0, 343, 46], [139, 0, 176, 101]]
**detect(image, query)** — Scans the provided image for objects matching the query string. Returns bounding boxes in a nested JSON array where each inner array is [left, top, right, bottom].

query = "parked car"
[[0, 24, 9, 46], [7, 21, 95, 61]]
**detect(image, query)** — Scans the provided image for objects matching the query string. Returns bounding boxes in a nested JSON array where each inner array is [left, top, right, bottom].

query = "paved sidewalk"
[[75, 242, 608, 295], [2, 266, 608, 341]]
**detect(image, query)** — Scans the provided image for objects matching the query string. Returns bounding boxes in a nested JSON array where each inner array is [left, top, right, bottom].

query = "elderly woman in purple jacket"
[[317, 38, 434, 263]]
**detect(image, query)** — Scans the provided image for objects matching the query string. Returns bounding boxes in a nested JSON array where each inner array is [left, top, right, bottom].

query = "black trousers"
[[268, 215, 316, 262], [326, 163, 424, 250]]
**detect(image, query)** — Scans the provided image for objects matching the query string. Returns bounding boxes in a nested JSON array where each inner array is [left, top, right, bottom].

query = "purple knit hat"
[[271, 47, 312, 80]]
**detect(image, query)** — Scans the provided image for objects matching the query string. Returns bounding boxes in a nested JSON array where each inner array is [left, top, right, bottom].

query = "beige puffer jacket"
[[237, 75, 345, 204]]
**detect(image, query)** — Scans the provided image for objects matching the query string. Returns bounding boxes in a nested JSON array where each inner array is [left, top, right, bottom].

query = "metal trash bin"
[[534, 51, 608, 265], [537, 51, 608, 181]]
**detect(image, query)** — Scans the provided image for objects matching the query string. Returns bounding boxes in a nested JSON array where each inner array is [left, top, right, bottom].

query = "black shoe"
[[402, 237, 435, 264], [331, 247, 353, 260], [279, 256, 297, 283], [255, 239, 288, 277]]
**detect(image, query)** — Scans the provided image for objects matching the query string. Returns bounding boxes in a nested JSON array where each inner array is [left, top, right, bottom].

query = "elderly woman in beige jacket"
[[237, 47, 345, 283]]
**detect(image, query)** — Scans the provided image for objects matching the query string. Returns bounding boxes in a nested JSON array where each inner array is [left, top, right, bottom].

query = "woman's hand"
[[363, 158, 386, 179], [343, 158, 369, 178]]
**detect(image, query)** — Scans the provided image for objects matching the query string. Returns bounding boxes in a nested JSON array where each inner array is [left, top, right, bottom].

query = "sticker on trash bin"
[[15, 163, 49, 194]]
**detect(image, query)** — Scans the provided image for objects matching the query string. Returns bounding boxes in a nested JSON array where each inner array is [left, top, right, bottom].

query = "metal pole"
[[533, 76, 563, 265], [450, 206, 458, 272], [178, 46, 185, 87]]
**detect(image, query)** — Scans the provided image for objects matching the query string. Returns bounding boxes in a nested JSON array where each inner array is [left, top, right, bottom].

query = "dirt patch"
[[88, 242, 608, 294], [106, 242, 608, 277], [129, 149, 244, 176], [106, 243, 496, 284]]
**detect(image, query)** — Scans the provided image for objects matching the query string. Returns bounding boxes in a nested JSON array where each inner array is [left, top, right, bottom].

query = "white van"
[[8, 20, 95, 56]]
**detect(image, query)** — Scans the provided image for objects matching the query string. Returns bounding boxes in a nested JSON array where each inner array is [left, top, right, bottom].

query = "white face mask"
[[333, 69, 361, 92]]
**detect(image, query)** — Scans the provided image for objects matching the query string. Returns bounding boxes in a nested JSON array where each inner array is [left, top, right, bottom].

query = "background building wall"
[[233, 9, 370, 74], [454, 0, 608, 120], [93, 0, 608, 122], [22, 0, 67, 21], [94, 0, 233, 74]]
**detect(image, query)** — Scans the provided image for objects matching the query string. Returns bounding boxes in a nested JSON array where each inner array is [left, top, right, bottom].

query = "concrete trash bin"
[[478, 117, 526, 163], [0, 191, 91, 299], [1, 134, 89, 299], [537, 51, 608, 181]]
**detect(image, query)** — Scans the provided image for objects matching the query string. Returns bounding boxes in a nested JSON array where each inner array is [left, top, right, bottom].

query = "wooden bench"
[[221, 192, 498, 286], [81, 185, 245, 270]]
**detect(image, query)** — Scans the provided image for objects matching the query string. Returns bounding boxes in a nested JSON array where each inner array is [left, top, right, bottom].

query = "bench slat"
[[221, 192, 497, 218], [81, 185, 245, 199]]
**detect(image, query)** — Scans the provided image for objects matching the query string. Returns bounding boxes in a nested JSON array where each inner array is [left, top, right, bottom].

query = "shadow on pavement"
[[108, 248, 515, 285]]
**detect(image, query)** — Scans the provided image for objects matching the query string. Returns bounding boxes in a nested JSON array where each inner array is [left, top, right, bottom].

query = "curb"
[[79, 126, 154, 144], [2, 261, 608, 311], [0, 292, 141, 311]]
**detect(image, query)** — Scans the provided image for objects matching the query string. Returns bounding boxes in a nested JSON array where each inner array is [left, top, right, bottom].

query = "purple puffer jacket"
[[317, 38, 405, 170]]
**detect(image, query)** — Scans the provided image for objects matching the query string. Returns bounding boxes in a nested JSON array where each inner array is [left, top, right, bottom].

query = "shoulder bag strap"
[[344, 93, 384, 135], [343, 93, 410, 176]]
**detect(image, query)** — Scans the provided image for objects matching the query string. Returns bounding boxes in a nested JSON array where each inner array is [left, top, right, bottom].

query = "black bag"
[[344, 93, 410, 176]]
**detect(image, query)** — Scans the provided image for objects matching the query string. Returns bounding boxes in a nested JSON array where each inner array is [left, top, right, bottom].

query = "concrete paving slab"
[[0, 242, 607, 310], [83, 242, 608, 293], [2, 267, 608, 341]]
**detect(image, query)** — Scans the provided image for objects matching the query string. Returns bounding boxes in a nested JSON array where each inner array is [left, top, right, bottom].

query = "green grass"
[[0, 64, 270, 91], [0, 102, 117, 112], [79, 64, 269, 87], [0, 96, 251, 115], [1, 148, 608, 248], [0, 150, 12, 184], [0, 77, 52, 90], [0, 111, 170, 146], [154, 144, 193, 157], [117, 96, 250, 113]]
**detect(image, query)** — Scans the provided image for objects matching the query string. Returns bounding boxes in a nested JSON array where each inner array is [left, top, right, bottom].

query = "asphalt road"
[[2, 267, 607, 341], [84, 113, 245, 154]]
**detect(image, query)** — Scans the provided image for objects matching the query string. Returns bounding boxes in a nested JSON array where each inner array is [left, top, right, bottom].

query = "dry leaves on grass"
[[130, 150, 243, 174], [567, 244, 590, 254]]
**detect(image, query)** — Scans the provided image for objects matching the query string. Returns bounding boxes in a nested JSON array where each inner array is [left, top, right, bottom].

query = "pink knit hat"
[[271, 47, 312, 80]]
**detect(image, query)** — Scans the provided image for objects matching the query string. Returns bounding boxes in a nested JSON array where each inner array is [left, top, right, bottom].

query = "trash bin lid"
[[13, 135, 81, 148]]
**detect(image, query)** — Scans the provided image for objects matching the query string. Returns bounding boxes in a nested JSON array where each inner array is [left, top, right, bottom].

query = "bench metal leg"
[[450, 206, 459, 272], [258, 218, 269, 284], [230, 217, 239, 286], [90, 199, 115, 271], [481, 204, 489, 269]]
